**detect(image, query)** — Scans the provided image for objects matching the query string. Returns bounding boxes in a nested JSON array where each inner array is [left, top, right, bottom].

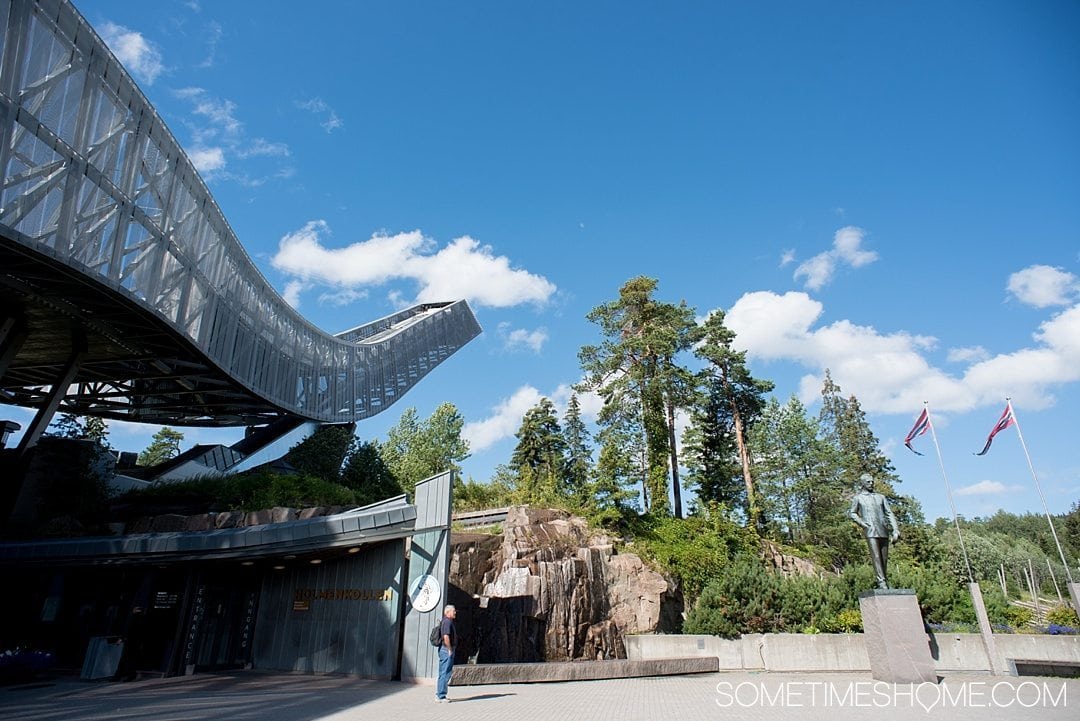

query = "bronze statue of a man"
[[849, 473, 900, 589]]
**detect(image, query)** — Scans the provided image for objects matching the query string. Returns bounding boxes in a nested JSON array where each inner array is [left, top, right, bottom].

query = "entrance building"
[[0, 473, 453, 681]]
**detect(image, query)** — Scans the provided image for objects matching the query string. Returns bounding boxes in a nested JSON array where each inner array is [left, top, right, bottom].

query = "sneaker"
[[435, 697, 449, 704]]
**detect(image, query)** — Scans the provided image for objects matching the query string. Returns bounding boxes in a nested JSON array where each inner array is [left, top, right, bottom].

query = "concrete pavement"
[[1, 670, 1077, 721]]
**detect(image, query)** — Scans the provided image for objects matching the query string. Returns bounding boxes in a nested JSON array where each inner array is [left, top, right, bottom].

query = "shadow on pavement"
[[450, 692, 516, 703], [0, 671, 413, 721]]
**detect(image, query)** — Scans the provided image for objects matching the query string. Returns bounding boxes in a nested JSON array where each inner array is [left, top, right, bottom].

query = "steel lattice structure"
[[0, 0, 481, 430]]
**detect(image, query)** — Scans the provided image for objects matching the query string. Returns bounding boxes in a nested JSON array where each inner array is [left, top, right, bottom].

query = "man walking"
[[435, 604, 457, 703]]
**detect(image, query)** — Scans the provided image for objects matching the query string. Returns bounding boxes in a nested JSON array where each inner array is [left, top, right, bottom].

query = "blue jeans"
[[436, 646, 454, 698]]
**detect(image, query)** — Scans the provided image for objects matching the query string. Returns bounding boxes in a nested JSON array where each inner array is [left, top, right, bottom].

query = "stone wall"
[[448, 506, 682, 663]]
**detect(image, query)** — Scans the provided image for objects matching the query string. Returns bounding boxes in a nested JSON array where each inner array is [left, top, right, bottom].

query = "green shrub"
[[1005, 605, 1035, 629], [1046, 605, 1080, 628], [820, 608, 862, 633], [632, 509, 757, 604]]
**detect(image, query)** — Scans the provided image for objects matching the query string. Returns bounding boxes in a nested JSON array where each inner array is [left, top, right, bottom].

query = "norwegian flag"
[[975, 402, 1016, 456], [904, 408, 931, 455]]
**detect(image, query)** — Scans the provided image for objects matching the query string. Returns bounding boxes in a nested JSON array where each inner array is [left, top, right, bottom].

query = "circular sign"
[[409, 574, 441, 613]]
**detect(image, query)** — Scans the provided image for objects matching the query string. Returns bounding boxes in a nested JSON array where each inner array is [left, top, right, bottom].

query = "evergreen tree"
[[562, 394, 594, 507], [137, 427, 185, 467], [284, 423, 355, 480], [84, 416, 110, 448], [47, 413, 86, 439], [510, 397, 567, 503], [340, 438, 403, 506], [578, 276, 699, 516], [682, 374, 743, 512], [693, 310, 773, 527]]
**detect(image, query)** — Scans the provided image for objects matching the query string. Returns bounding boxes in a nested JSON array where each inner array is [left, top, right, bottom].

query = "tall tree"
[[693, 310, 774, 528], [682, 374, 743, 512], [340, 438, 403, 506], [284, 423, 355, 480], [817, 370, 899, 490], [137, 427, 184, 467], [380, 403, 470, 494], [510, 397, 567, 502], [562, 394, 594, 507], [578, 276, 699, 516]]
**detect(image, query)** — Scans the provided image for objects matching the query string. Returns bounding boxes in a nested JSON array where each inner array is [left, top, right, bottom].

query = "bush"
[[820, 608, 862, 633], [683, 557, 852, 637], [1004, 605, 1035, 629], [1046, 605, 1080, 628], [632, 509, 757, 604], [118, 469, 357, 512]]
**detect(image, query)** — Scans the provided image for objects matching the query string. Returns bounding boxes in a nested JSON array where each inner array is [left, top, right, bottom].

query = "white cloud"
[[176, 87, 241, 137], [793, 226, 878, 290], [317, 288, 368, 307], [955, 480, 1024, 497], [99, 22, 164, 85], [271, 221, 557, 308], [197, 20, 223, 69], [779, 249, 796, 267], [188, 147, 225, 173], [946, 346, 989, 363], [282, 280, 305, 308], [237, 139, 290, 159], [463, 385, 544, 452], [463, 382, 604, 453], [726, 288, 1080, 414], [297, 98, 344, 133], [498, 323, 549, 353], [1007, 265, 1078, 308]]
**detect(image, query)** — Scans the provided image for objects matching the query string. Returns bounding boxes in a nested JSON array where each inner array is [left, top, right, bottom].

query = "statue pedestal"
[[859, 589, 937, 683]]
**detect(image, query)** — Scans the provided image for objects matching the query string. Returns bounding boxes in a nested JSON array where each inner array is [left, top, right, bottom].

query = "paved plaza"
[[1, 670, 1077, 721]]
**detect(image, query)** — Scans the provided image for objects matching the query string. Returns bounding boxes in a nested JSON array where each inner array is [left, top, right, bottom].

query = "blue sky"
[[8, 0, 1079, 523]]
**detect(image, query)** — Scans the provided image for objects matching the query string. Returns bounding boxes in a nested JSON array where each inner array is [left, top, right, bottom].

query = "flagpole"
[[1009, 399, 1075, 584], [925, 402, 973, 583]]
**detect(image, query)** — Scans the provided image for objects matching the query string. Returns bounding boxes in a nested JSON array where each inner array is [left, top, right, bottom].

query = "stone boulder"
[[448, 506, 681, 663]]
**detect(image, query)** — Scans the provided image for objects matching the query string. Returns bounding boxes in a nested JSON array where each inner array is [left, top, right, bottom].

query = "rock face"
[[448, 506, 682, 663]]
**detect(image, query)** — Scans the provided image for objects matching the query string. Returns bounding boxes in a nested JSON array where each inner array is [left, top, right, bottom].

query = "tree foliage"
[[137, 427, 185, 467]]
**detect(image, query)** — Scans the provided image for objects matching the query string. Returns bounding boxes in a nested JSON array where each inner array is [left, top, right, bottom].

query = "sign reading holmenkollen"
[[294, 587, 393, 602]]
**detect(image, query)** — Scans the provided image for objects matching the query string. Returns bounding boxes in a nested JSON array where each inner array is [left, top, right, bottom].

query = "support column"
[[15, 327, 86, 457], [0, 316, 28, 379], [969, 582, 1002, 674]]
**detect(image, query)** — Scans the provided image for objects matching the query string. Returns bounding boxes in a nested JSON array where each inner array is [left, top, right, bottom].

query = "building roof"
[[0, 496, 417, 566]]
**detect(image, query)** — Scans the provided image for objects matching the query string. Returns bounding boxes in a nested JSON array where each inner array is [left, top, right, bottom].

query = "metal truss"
[[0, 0, 481, 427]]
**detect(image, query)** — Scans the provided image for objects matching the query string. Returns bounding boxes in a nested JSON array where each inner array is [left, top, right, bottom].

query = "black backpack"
[[429, 622, 443, 647]]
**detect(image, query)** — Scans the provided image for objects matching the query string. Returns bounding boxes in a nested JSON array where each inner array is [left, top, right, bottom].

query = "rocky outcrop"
[[448, 506, 682, 663], [761, 539, 823, 577]]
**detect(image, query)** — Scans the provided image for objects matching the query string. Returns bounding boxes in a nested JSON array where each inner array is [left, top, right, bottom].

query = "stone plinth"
[[859, 589, 937, 683]]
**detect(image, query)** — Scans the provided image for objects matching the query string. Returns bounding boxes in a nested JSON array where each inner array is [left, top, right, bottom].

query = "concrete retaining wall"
[[625, 633, 1080, 675], [451, 657, 719, 685]]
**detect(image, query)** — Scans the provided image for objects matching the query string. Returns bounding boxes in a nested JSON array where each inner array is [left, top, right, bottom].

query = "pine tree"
[[562, 394, 594, 507], [578, 276, 699, 516], [511, 398, 567, 503], [340, 439, 403, 505], [693, 310, 774, 528], [137, 427, 185, 467]]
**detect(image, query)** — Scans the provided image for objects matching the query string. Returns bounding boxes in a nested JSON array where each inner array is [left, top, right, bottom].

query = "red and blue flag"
[[904, 408, 931, 455], [975, 402, 1015, 456]]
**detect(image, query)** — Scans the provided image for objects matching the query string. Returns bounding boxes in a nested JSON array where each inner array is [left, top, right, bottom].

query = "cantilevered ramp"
[[0, 0, 481, 432]]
